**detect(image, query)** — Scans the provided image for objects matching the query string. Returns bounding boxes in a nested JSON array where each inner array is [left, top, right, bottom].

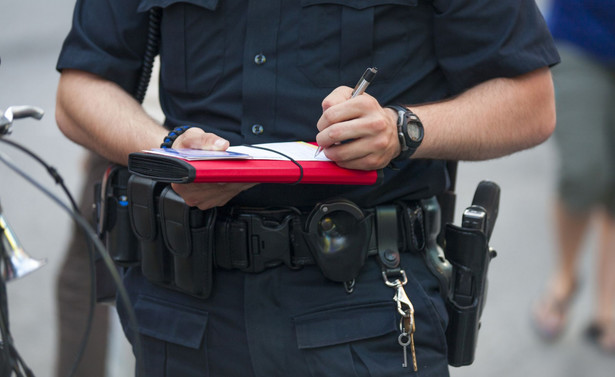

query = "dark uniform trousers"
[[117, 246, 450, 377]]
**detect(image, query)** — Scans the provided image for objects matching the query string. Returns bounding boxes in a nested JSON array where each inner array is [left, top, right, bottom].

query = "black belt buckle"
[[237, 213, 294, 273]]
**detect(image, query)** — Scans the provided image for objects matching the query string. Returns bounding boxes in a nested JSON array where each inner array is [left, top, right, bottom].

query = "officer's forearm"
[[56, 69, 167, 165], [410, 67, 556, 161]]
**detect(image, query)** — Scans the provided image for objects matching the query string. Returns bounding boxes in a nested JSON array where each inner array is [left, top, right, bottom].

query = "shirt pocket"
[[134, 294, 210, 377], [297, 0, 419, 88], [293, 302, 418, 377], [138, 0, 224, 95]]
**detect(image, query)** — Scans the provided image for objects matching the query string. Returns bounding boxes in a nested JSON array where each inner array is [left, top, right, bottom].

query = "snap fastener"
[[251, 124, 264, 135], [254, 54, 266, 65]]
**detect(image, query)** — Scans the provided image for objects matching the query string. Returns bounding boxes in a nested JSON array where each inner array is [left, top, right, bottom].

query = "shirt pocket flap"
[[294, 303, 397, 349], [300, 0, 417, 9], [134, 295, 208, 349], [138, 0, 219, 12]]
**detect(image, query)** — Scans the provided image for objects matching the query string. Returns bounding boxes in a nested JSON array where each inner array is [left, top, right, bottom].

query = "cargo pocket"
[[294, 302, 416, 377], [134, 295, 210, 377]]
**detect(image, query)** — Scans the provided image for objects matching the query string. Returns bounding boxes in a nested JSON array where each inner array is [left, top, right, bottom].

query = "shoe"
[[585, 321, 615, 355], [531, 284, 577, 342]]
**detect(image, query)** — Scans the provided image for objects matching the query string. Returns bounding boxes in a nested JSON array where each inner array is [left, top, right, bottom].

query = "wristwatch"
[[387, 105, 424, 162]]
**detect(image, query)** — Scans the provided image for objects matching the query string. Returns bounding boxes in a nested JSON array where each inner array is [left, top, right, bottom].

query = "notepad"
[[130, 141, 381, 185], [144, 141, 330, 161]]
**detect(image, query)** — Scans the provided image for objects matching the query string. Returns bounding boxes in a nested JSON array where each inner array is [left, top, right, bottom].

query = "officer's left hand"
[[316, 86, 400, 170], [169, 127, 257, 210]]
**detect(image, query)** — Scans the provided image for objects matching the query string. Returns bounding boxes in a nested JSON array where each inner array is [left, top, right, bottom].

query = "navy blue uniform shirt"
[[57, 0, 559, 207]]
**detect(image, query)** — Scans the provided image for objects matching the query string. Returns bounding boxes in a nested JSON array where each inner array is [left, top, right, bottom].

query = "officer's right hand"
[[168, 127, 257, 210]]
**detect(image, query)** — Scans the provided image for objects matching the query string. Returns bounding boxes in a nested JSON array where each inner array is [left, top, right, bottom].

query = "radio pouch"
[[159, 186, 216, 299], [98, 165, 140, 265], [128, 175, 172, 285], [443, 223, 495, 367], [94, 165, 140, 304]]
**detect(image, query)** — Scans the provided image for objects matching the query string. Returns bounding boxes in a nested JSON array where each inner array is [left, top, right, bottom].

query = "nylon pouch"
[[443, 223, 494, 367], [159, 186, 216, 299], [304, 199, 371, 282], [93, 165, 140, 304], [97, 165, 140, 265], [128, 175, 172, 285]]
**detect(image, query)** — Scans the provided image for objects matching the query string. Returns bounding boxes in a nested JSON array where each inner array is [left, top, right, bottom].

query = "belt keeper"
[[375, 205, 402, 278]]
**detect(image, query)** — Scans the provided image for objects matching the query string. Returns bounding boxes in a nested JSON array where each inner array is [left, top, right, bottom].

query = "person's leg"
[[585, 211, 615, 352], [55, 153, 110, 377], [552, 200, 590, 299], [587, 69, 615, 352], [533, 42, 612, 340], [596, 212, 615, 326], [532, 200, 589, 340]]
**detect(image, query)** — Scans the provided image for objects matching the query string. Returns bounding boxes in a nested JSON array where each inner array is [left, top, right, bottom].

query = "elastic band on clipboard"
[[245, 145, 304, 184]]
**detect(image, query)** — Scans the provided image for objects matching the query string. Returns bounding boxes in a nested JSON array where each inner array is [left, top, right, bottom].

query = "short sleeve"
[[56, 0, 150, 95], [432, 0, 560, 94]]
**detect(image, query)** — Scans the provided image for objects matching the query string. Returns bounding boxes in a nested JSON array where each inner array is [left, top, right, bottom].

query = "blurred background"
[[1, 0, 614, 376]]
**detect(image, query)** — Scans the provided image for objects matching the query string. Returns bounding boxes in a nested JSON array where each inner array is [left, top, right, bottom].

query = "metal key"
[[408, 324, 418, 371], [394, 286, 418, 371], [387, 272, 418, 372], [398, 316, 418, 371], [398, 331, 411, 368]]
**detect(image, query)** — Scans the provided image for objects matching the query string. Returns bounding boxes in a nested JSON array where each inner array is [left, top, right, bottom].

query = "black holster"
[[443, 223, 495, 367]]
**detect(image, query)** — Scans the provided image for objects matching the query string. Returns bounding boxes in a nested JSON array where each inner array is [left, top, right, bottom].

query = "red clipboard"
[[128, 152, 382, 185]]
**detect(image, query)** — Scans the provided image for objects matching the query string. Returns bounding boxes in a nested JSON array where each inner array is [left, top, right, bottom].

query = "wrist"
[[161, 125, 192, 148], [386, 105, 424, 162]]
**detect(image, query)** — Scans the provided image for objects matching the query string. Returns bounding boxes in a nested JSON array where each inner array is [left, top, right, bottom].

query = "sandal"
[[531, 283, 577, 342], [585, 322, 615, 354]]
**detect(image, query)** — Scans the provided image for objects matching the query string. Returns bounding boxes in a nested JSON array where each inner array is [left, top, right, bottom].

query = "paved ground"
[[1, 0, 614, 376]]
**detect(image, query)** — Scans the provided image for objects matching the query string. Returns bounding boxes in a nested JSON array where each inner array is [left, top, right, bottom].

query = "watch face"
[[407, 123, 423, 142]]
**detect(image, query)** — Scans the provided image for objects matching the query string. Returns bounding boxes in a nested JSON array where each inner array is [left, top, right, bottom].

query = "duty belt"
[[211, 202, 426, 273], [124, 176, 428, 297]]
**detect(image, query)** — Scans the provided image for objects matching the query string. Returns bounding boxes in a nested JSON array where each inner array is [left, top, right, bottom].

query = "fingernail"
[[213, 139, 227, 150]]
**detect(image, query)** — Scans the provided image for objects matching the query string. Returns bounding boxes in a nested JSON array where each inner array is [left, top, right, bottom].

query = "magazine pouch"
[[159, 186, 216, 298], [128, 175, 172, 285]]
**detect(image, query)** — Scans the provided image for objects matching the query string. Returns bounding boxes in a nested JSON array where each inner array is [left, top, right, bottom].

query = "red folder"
[[128, 152, 382, 185]]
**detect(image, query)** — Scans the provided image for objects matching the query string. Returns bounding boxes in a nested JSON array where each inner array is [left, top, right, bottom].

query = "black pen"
[[314, 67, 378, 157]]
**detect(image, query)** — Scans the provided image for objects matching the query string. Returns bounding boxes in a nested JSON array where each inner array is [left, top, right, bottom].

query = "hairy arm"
[[56, 69, 169, 165], [411, 67, 556, 161], [55, 69, 254, 210], [316, 67, 556, 169]]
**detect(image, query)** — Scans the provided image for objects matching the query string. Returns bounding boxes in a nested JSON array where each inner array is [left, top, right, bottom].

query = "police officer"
[[55, 1, 559, 376]]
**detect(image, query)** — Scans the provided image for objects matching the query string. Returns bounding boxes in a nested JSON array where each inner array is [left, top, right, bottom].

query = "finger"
[[174, 127, 229, 150], [321, 86, 353, 112], [317, 86, 355, 134]]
